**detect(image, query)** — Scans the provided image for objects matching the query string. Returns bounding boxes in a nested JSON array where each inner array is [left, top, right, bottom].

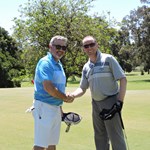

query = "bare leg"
[[46, 145, 56, 150], [33, 145, 45, 150]]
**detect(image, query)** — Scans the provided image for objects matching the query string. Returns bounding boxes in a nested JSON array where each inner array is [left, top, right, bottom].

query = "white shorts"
[[32, 100, 61, 148]]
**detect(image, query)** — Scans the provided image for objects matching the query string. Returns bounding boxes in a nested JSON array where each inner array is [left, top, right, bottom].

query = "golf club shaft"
[[118, 112, 130, 150], [65, 124, 71, 132]]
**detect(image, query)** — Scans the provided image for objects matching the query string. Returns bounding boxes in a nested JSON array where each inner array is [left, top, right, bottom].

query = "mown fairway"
[[0, 74, 150, 150]]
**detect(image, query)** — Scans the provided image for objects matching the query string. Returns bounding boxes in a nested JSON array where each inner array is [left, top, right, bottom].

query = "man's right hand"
[[64, 93, 74, 103]]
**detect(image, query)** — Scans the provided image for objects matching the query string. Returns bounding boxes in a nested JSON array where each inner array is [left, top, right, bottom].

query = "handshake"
[[63, 93, 75, 103]]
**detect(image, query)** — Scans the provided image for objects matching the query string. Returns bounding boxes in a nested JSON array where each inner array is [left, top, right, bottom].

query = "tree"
[[110, 29, 133, 72], [120, 5, 150, 74], [0, 27, 25, 87], [13, 0, 116, 80], [140, 0, 150, 4]]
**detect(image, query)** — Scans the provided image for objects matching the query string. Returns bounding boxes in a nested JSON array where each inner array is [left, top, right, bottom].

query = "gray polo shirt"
[[80, 50, 126, 101]]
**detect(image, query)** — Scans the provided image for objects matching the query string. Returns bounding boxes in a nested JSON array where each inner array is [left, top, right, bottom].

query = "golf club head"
[[63, 112, 82, 132]]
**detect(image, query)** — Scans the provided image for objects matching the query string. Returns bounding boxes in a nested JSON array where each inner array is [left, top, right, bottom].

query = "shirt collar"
[[96, 50, 101, 61], [88, 50, 101, 67], [47, 52, 61, 65]]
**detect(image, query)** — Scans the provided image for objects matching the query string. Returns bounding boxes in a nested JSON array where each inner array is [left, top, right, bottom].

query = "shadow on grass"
[[67, 81, 80, 84], [125, 73, 140, 76], [129, 79, 150, 83]]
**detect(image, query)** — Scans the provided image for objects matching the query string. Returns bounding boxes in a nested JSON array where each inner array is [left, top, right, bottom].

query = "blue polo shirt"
[[34, 52, 66, 106]]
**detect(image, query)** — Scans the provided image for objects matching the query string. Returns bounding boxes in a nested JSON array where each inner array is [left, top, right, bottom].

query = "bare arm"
[[117, 77, 127, 102], [71, 87, 86, 98], [43, 80, 72, 102]]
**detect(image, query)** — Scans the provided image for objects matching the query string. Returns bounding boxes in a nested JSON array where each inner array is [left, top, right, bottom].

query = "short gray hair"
[[49, 35, 68, 45], [82, 36, 97, 44]]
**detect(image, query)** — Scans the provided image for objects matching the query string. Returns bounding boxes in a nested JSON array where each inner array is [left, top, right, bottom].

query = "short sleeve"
[[80, 66, 89, 90], [109, 56, 126, 80]]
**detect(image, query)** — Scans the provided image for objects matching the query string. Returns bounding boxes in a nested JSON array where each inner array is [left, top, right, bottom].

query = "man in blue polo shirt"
[[32, 35, 74, 150], [71, 36, 127, 150]]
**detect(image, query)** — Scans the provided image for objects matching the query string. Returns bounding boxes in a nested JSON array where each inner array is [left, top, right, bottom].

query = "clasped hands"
[[64, 93, 74, 103]]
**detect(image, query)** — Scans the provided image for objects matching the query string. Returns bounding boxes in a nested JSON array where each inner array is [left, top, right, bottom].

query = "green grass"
[[0, 85, 150, 150], [126, 72, 150, 90]]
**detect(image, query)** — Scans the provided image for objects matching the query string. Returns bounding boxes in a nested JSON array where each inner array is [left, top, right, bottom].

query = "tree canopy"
[[13, 0, 117, 80], [120, 5, 150, 73], [0, 27, 24, 87]]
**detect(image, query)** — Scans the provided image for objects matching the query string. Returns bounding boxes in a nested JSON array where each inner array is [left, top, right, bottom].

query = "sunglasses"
[[83, 43, 96, 49], [53, 45, 67, 51]]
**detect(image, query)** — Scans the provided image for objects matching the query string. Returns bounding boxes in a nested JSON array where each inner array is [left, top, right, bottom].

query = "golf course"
[[0, 73, 150, 150]]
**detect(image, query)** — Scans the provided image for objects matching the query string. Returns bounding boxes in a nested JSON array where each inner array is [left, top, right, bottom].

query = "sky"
[[0, 0, 144, 35]]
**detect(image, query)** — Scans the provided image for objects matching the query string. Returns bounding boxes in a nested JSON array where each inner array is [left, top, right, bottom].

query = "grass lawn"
[[0, 73, 150, 150], [0, 88, 150, 149], [126, 73, 150, 90]]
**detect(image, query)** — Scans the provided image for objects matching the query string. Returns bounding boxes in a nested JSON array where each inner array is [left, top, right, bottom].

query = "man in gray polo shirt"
[[71, 36, 127, 150]]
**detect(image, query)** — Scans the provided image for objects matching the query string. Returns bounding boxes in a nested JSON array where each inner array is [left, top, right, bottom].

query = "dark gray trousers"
[[92, 95, 127, 150]]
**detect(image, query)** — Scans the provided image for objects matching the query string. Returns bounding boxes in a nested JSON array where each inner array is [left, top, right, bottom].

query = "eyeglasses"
[[83, 43, 96, 49], [53, 45, 67, 51]]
